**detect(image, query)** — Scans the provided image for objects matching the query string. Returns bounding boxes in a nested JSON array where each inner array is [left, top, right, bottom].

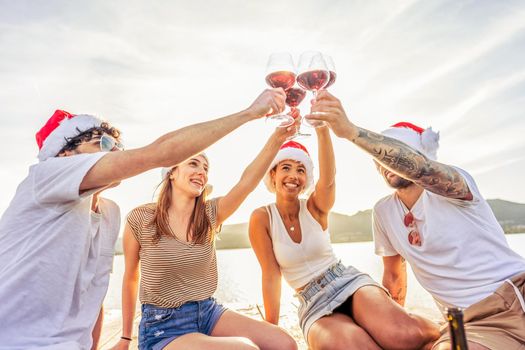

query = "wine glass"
[[264, 52, 296, 127], [297, 51, 330, 127], [323, 54, 337, 89], [285, 85, 310, 138]]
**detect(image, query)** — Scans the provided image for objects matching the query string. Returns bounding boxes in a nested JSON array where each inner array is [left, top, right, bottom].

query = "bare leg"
[[164, 333, 259, 350], [351, 286, 440, 350], [308, 312, 381, 350], [211, 310, 297, 350]]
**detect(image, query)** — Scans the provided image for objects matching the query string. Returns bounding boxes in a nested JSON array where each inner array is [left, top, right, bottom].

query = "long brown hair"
[[151, 164, 213, 245]]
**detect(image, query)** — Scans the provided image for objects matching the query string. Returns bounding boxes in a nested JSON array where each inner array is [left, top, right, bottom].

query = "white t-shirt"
[[0, 152, 120, 350], [373, 167, 525, 310]]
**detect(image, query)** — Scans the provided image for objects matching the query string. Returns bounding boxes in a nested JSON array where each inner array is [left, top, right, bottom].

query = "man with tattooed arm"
[[306, 90, 525, 350]]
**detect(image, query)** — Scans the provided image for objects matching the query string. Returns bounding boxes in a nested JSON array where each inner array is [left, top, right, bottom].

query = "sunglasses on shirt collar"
[[404, 211, 422, 247], [86, 134, 124, 152]]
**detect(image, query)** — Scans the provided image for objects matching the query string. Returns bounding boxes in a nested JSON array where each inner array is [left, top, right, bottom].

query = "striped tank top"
[[127, 198, 220, 308]]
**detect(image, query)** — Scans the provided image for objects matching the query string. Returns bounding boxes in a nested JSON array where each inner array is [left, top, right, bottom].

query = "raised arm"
[[307, 125, 336, 225], [110, 224, 141, 350], [306, 90, 472, 200], [215, 116, 297, 225], [382, 255, 407, 306], [249, 208, 283, 324], [81, 88, 286, 192]]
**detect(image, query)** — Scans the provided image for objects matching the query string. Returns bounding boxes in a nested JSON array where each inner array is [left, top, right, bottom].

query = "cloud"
[[1, 0, 525, 220]]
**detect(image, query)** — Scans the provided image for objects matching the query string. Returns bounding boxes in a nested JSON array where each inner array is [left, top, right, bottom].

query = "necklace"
[[275, 204, 299, 233]]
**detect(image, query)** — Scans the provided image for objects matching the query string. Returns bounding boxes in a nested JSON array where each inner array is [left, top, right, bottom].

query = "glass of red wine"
[[297, 51, 330, 127], [323, 54, 337, 89], [264, 52, 296, 127], [285, 85, 310, 138]]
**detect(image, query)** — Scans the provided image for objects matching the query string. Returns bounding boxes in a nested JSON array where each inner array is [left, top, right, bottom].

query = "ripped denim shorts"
[[138, 298, 227, 350]]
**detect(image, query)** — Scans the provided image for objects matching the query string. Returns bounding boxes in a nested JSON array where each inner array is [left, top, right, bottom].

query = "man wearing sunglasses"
[[306, 90, 525, 350], [0, 88, 286, 350]]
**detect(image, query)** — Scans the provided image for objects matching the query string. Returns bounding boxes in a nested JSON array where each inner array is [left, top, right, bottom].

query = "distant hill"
[[215, 198, 525, 249], [114, 199, 525, 252], [215, 210, 374, 249], [216, 223, 251, 250], [487, 199, 525, 233]]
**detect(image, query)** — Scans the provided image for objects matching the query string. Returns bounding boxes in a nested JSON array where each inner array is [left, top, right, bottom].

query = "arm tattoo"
[[354, 127, 472, 199]]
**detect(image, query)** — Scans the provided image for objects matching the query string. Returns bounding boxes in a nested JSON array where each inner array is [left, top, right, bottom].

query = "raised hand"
[[247, 88, 287, 119], [272, 108, 300, 142], [305, 90, 358, 140]]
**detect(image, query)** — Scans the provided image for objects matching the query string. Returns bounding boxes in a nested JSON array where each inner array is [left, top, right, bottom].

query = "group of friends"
[[0, 88, 524, 350]]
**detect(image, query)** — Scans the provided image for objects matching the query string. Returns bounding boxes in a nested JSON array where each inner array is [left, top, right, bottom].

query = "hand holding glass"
[[297, 51, 330, 127]]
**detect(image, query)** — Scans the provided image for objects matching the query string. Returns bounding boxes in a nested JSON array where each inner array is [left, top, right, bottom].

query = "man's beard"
[[387, 176, 413, 189]]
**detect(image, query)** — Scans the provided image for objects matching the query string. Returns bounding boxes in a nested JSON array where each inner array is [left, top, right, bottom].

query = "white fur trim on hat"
[[263, 148, 315, 194], [381, 126, 440, 160], [37, 114, 104, 161]]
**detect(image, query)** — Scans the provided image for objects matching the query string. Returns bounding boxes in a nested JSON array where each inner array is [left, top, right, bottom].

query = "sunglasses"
[[404, 211, 422, 246], [87, 134, 124, 152]]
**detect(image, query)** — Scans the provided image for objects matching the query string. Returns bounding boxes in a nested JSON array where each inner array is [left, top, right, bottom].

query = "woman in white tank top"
[[249, 107, 439, 350]]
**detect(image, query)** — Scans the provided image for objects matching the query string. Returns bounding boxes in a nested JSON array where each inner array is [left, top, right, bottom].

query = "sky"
[[1, 0, 525, 226]]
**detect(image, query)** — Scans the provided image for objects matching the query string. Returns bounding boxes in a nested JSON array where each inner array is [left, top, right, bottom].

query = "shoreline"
[[112, 232, 525, 254]]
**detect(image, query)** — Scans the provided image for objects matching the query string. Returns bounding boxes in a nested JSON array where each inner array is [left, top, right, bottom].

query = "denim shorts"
[[296, 262, 387, 342], [138, 298, 227, 350]]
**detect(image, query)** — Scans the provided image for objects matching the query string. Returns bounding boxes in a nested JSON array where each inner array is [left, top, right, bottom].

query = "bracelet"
[[121, 336, 132, 341]]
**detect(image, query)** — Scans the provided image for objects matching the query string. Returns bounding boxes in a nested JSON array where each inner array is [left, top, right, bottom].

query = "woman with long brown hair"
[[111, 120, 299, 350]]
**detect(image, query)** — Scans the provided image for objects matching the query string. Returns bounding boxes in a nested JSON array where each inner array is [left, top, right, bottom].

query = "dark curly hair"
[[58, 122, 121, 154]]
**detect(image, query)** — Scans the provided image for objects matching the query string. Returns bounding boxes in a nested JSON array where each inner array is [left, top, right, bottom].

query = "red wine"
[[286, 88, 306, 107], [265, 71, 296, 90], [297, 70, 329, 91], [324, 71, 337, 88]]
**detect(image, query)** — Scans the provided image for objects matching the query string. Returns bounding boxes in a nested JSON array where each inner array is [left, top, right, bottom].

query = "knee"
[[280, 335, 298, 350], [274, 330, 298, 350], [379, 323, 427, 350], [313, 329, 374, 350], [254, 324, 297, 350], [237, 337, 260, 350]]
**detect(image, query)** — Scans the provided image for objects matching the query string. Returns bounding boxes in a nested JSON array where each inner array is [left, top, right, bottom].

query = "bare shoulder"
[[249, 206, 274, 245], [250, 206, 270, 225]]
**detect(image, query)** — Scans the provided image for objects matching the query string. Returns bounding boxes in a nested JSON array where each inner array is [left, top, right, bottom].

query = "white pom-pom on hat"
[[263, 141, 314, 194], [381, 122, 439, 160]]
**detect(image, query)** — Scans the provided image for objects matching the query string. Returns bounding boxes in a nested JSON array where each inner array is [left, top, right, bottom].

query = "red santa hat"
[[263, 141, 315, 194], [381, 122, 440, 160], [35, 110, 104, 161]]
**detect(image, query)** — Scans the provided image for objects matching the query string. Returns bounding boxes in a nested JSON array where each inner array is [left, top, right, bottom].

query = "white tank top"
[[266, 199, 339, 289]]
